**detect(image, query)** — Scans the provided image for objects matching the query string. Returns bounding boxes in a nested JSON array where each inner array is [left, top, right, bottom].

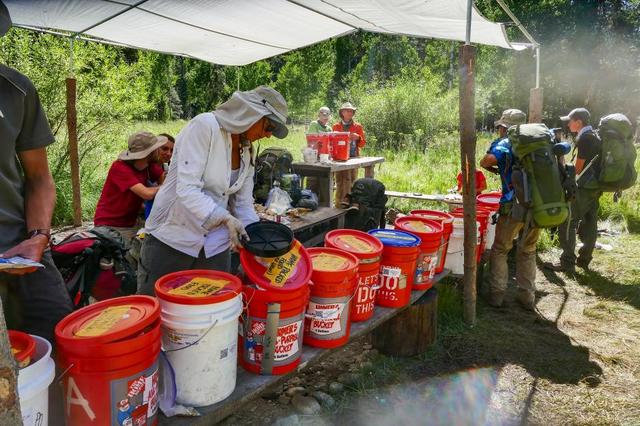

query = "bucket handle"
[[56, 363, 75, 384], [163, 319, 219, 353]]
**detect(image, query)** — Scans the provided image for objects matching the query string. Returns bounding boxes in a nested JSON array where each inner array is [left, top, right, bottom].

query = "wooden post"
[[0, 299, 22, 424], [372, 288, 438, 357], [66, 77, 82, 226], [528, 87, 544, 123], [459, 44, 477, 326]]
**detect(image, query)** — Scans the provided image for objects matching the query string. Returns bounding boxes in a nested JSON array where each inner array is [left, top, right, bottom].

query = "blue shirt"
[[487, 137, 515, 204]]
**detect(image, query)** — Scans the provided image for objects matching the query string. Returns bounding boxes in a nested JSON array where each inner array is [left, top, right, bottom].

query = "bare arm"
[[575, 158, 586, 175], [130, 183, 160, 201], [480, 154, 500, 174]]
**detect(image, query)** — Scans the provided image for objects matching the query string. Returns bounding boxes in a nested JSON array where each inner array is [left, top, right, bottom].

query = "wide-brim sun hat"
[[0, 1, 12, 36], [254, 86, 289, 139], [118, 131, 168, 161], [339, 102, 357, 113], [494, 108, 526, 128]]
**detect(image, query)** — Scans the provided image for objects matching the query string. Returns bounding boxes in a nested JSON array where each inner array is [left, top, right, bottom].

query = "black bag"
[[51, 227, 137, 309], [595, 113, 637, 192], [344, 178, 388, 231], [254, 147, 294, 203]]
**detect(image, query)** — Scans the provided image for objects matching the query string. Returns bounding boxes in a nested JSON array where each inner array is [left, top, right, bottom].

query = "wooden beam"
[[529, 87, 544, 123], [0, 299, 21, 424], [459, 44, 477, 326], [66, 77, 82, 226]]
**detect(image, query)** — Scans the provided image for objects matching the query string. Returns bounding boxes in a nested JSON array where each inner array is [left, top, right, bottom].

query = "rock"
[[278, 395, 292, 405], [328, 382, 344, 394], [287, 377, 302, 387], [272, 414, 301, 426], [285, 386, 307, 397], [363, 343, 373, 350], [312, 391, 336, 408], [291, 394, 322, 415], [338, 372, 360, 386], [313, 381, 328, 392], [262, 390, 281, 401]]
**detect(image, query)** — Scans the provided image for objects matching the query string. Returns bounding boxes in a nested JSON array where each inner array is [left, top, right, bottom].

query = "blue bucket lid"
[[367, 229, 421, 248]]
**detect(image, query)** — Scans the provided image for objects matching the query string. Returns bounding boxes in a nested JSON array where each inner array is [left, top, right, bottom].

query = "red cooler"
[[330, 132, 350, 161], [306, 133, 331, 155]]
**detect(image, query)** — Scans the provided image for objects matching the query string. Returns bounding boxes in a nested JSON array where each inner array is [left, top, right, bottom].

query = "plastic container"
[[155, 270, 242, 407], [477, 192, 501, 250], [239, 240, 312, 375], [444, 211, 481, 275], [304, 248, 359, 348], [394, 216, 444, 290], [330, 132, 351, 161], [9, 330, 36, 368], [409, 210, 454, 274], [55, 296, 161, 426], [454, 207, 490, 262], [17, 335, 55, 426], [368, 229, 421, 308], [306, 133, 331, 155], [324, 229, 384, 322]]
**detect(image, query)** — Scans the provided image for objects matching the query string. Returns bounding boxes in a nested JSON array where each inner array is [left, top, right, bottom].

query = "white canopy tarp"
[[6, 0, 525, 66]]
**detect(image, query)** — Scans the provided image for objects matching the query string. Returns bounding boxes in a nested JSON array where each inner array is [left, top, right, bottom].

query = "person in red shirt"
[[332, 102, 366, 157], [456, 169, 488, 195], [94, 131, 167, 246]]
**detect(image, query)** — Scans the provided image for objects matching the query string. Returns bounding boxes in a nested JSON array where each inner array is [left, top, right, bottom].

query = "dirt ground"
[[223, 232, 640, 426]]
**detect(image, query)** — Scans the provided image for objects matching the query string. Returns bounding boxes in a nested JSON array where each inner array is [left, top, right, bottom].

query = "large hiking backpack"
[[51, 227, 137, 309], [344, 178, 388, 231], [596, 113, 637, 192], [509, 123, 569, 228], [254, 147, 295, 203]]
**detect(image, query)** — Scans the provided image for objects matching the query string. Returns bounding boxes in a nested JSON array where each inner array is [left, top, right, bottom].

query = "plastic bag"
[[265, 183, 292, 215]]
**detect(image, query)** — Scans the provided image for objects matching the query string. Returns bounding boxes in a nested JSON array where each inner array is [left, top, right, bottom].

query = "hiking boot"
[[488, 291, 505, 308], [576, 258, 591, 271], [516, 289, 536, 311], [543, 261, 576, 274]]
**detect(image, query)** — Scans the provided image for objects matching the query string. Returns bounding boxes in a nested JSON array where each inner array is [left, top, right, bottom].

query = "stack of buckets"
[[409, 210, 454, 275], [55, 296, 161, 426], [154, 270, 243, 406], [394, 216, 444, 291], [477, 192, 502, 251], [304, 247, 359, 348], [239, 240, 312, 375]]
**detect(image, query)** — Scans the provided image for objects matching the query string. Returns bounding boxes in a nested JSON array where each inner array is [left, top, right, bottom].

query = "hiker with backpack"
[[0, 3, 73, 341], [546, 109, 637, 273], [137, 86, 289, 295], [481, 109, 572, 310]]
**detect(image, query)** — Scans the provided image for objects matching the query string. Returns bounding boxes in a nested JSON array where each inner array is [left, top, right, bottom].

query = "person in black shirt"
[[546, 108, 603, 273], [0, 4, 73, 342]]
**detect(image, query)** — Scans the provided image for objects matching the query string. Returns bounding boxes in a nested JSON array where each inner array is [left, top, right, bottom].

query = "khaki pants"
[[489, 215, 541, 295]]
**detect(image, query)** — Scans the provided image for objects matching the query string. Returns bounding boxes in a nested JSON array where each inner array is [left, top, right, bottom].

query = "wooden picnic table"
[[293, 157, 385, 208], [159, 270, 449, 426]]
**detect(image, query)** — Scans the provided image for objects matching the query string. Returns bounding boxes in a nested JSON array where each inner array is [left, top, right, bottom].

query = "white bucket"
[[18, 335, 55, 426], [159, 294, 242, 407], [444, 217, 480, 275], [484, 213, 498, 251]]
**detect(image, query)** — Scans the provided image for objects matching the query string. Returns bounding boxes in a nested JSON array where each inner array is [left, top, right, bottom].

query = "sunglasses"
[[264, 118, 277, 133]]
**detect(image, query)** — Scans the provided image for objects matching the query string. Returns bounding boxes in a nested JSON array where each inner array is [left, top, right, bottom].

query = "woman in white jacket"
[[137, 86, 289, 295]]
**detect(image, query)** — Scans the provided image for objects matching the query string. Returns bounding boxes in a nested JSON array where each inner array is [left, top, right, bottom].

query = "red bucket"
[[55, 296, 161, 426], [304, 248, 359, 349], [324, 229, 384, 322], [239, 240, 311, 375], [368, 229, 421, 308], [8, 330, 36, 368], [306, 133, 331, 155], [409, 210, 454, 274], [451, 209, 485, 263], [330, 132, 350, 161], [394, 216, 444, 290], [477, 192, 501, 211]]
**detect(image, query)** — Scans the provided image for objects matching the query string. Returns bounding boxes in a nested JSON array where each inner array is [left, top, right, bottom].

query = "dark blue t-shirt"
[[487, 137, 515, 204]]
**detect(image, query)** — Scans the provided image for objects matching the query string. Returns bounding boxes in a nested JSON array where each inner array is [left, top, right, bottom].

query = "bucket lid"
[[368, 229, 421, 248], [155, 269, 242, 305], [240, 240, 311, 293], [55, 296, 159, 345], [409, 210, 454, 224], [308, 247, 359, 276], [395, 216, 443, 236], [242, 221, 294, 258], [8, 330, 35, 364], [324, 229, 383, 260], [477, 192, 501, 208]]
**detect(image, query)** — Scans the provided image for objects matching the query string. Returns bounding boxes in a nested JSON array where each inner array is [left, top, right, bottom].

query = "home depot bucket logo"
[[242, 316, 303, 365]]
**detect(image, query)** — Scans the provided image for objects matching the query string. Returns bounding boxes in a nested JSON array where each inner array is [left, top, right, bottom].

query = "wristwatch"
[[27, 229, 51, 243]]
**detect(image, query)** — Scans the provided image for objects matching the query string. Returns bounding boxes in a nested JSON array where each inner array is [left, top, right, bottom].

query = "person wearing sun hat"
[[93, 131, 168, 245], [0, 1, 73, 342], [333, 102, 366, 157], [137, 86, 290, 295], [308, 106, 332, 133]]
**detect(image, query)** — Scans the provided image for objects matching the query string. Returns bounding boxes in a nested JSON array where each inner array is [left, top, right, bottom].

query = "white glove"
[[224, 215, 248, 251]]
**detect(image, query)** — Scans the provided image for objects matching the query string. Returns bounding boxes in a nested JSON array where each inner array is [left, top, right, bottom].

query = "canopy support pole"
[[66, 37, 82, 226], [460, 0, 477, 326]]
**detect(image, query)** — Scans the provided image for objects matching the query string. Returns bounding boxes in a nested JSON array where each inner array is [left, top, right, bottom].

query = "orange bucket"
[[394, 216, 444, 290]]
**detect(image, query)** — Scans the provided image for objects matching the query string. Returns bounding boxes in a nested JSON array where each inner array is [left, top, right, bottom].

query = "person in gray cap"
[[137, 86, 289, 295], [546, 107, 603, 273], [0, 1, 73, 341], [93, 131, 168, 246], [480, 108, 540, 310], [308, 106, 332, 133]]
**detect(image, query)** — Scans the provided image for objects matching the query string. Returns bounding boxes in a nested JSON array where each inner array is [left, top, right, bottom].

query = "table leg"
[[335, 170, 352, 208], [364, 165, 375, 179]]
